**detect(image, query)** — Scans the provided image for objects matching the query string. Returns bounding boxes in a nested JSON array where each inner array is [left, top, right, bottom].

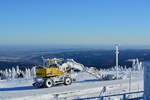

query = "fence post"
[[123, 94, 126, 100], [100, 96, 104, 100]]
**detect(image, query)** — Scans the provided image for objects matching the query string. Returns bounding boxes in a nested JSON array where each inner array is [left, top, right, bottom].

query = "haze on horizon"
[[0, 0, 150, 46]]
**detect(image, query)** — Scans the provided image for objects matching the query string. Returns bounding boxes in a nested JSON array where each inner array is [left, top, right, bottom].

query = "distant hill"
[[0, 49, 150, 70]]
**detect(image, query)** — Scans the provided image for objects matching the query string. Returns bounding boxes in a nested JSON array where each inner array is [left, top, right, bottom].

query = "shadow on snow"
[[0, 86, 37, 91]]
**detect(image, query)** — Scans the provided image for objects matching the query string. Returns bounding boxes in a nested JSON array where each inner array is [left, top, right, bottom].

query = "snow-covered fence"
[[99, 91, 144, 100], [75, 91, 143, 100]]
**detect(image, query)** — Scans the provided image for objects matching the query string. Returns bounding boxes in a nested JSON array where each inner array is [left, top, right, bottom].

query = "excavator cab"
[[42, 58, 64, 67]]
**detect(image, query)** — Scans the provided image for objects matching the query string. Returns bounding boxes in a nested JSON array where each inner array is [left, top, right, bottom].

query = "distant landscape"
[[0, 46, 150, 70]]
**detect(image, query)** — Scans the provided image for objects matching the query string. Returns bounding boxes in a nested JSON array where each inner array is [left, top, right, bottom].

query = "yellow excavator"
[[33, 58, 72, 88]]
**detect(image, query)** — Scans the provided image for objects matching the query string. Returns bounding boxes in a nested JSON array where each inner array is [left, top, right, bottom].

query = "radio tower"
[[115, 44, 119, 79]]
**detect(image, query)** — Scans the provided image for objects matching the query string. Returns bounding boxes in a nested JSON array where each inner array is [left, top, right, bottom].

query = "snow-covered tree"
[[11, 67, 16, 79], [25, 68, 31, 79], [31, 66, 36, 78], [4, 69, 9, 79]]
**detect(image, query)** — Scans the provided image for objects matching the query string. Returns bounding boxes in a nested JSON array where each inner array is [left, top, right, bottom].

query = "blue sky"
[[0, 0, 150, 46]]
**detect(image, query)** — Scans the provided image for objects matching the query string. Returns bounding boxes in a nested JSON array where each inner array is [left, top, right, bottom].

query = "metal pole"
[[115, 44, 119, 79]]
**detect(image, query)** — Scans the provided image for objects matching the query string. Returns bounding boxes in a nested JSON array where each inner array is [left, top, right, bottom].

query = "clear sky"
[[0, 0, 150, 46]]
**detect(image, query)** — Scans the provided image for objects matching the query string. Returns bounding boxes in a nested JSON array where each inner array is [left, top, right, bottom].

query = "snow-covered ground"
[[0, 59, 144, 100], [0, 71, 143, 100]]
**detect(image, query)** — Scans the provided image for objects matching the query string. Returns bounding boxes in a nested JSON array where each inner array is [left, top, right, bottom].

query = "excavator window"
[[49, 64, 58, 68]]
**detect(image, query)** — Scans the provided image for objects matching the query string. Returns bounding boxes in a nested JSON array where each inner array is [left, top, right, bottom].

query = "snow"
[[0, 58, 144, 100], [0, 79, 33, 88], [0, 71, 143, 100]]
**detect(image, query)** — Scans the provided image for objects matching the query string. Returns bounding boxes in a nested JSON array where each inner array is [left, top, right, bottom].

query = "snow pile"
[[73, 72, 98, 81]]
